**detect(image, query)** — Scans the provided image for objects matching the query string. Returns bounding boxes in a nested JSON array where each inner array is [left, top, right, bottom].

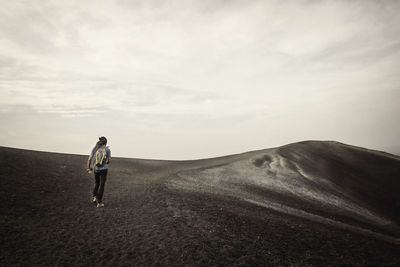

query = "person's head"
[[98, 136, 107, 146]]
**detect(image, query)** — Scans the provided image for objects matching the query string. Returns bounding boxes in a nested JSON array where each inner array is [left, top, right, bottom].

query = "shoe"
[[92, 196, 97, 203], [97, 202, 104, 208]]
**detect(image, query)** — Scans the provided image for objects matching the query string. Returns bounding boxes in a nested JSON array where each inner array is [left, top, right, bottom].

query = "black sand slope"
[[1, 141, 399, 266]]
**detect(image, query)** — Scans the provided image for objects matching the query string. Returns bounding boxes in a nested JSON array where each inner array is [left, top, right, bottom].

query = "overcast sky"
[[1, 0, 399, 159]]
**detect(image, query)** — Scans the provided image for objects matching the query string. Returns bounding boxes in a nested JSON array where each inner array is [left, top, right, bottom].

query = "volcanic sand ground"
[[1, 141, 400, 266]]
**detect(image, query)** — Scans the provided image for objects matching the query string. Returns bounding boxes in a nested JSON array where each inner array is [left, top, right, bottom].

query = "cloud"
[[1, 0, 400, 158]]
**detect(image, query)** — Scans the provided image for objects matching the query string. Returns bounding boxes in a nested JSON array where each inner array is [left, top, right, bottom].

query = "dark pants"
[[93, 169, 107, 203]]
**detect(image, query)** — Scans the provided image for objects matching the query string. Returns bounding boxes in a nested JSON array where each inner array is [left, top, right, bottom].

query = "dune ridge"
[[170, 142, 400, 237]]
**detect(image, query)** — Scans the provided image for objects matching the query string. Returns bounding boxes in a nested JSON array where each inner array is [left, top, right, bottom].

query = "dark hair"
[[99, 136, 107, 145]]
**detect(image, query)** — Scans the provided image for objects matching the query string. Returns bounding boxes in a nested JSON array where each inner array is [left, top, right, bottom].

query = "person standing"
[[87, 136, 111, 208]]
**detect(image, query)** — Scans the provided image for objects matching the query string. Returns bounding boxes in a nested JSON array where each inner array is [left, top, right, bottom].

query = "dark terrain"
[[1, 141, 399, 266]]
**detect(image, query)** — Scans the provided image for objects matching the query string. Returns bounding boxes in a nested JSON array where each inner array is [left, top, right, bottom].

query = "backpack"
[[95, 146, 107, 167]]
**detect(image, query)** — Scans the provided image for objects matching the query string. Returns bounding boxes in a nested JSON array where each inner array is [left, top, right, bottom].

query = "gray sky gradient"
[[1, 0, 400, 159]]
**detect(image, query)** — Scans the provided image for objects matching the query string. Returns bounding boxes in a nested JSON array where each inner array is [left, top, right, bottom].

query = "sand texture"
[[1, 141, 399, 266]]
